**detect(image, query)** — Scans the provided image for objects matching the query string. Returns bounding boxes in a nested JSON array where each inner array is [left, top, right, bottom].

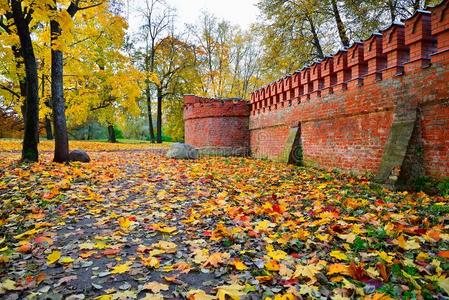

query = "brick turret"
[[184, 95, 250, 156]]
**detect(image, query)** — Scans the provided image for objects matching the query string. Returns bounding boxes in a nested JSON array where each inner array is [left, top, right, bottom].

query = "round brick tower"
[[183, 95, 250, 156]]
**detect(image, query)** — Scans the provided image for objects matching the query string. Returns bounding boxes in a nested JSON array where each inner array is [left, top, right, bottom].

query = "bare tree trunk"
[[108, 124, 117, 143], [11, 0, 39, 162], [146, 87, 155, 143], [45, 115, 53, 140], [331, 0, 350, 47], [307, 15, 324, 59], [51, 17, 69, 163], [156, 88, 162, 144]]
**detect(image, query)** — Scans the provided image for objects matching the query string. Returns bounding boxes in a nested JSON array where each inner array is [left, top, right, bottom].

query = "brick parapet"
[[184, 95, 250, 120], [250, 3, 448, 115]]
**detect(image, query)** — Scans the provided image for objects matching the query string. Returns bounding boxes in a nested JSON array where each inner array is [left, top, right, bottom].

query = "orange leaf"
[[16, 243, 32, 254], [438, 250, 449, 258], [327, 263, 350, 276], [377, 263, 389, 282], [102, 248, 121, 256]]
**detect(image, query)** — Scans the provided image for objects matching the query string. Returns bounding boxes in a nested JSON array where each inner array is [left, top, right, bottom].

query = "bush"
[[437, 179, 449, 196], [414, 176, 449, 196]]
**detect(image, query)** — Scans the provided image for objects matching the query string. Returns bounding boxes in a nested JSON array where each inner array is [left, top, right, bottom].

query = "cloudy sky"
[[127, 0, 260, 33]]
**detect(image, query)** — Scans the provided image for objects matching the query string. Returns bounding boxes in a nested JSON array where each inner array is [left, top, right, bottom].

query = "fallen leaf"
[[47, 250, 61, 265], [143, 281, 169, 293]]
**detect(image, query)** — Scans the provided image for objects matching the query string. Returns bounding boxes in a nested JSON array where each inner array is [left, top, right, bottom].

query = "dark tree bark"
[[330, 0, 350, 47], [10, 0, 40, 162], [41, 70, 53, 140], [388, 0, 397, 22], [307, 15, 324, 59], [108, 124, 117, 143], [11, 46, 27, 118], [45, 115, 53, 140], [156, 88, 163, 144], [50, 16, 69, 162], [146, 87, 156, 143]]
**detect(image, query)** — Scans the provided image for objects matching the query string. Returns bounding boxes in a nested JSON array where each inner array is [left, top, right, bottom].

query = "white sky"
[[127, 0, 260, 33]]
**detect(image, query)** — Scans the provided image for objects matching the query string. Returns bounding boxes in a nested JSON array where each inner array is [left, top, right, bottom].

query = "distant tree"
[[137, 0, 172, 143]]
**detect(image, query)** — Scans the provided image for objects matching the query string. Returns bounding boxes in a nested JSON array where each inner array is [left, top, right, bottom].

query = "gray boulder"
[[69, 150, 91, 163], [166, 143, 199, 160]]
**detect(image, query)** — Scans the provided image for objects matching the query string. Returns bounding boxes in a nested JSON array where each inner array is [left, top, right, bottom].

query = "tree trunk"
[[108, 124, 117, 143], [11, 0, 39, 162], [45, 115, 53, 140], [330, 0, 350, 47], [51, 17, 70, 163], [146, 87, 156, 143], [11, 46, 27, 119], [388, 0, 397, 22], [156, 88, 163, 144], [307, 15, 324, 59]]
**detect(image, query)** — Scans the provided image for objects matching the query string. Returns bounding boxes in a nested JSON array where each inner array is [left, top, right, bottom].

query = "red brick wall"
[[250, 2, 449, 178], [184, 95, 250, 150]]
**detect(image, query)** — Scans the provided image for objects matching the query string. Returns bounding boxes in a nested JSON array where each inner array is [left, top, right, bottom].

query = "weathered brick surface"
[[184, 95, 250, 151]]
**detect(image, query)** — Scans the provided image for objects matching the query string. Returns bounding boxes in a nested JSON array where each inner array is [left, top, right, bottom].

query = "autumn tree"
[[60, 1, 142, 141], [137, 0, 172, 143], [188, 12, 263, 97], [0, 0, 47, 161]]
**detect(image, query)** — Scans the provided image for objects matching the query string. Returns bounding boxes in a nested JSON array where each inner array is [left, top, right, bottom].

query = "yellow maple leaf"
[[254, 220, 274, 232], [141, 293, 164, 300], [47, 250, 61, 265], [265, 260, 280, 271], [187, 289, 217, 300], [152, 240, 177, 253], [110, 262, 131, 274], [233, 258, 248, 271], [1, 278, 16, 291], [79, 242, 95, 250], [118, 217, 131, 231], [395, 235, 420, 250], [267, 249, 287, 261], [203, 252, 230, 268], [94, 241, 109, 250], [193, 249, 209, 264], [94, 295, 112, 300], [293, 264, 323, 283], [14, 228, 40, 240], [159, 226, 177, 234], [142, 256, 160, 269], [143, 281, 169, 293], [216, 283, 246, 300], [330, 250, 349, 261], [378, 251, 393, 263], [59, 256, 74, 264], [328, 263, 350, 276], [338, 232, 357, 243]]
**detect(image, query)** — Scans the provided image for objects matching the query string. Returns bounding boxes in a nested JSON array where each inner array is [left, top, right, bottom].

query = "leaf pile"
[[0, 145, 448, 299]]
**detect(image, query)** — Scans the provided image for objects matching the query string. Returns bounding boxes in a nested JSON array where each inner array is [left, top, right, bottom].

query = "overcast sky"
[[127, 0, 260, 33]]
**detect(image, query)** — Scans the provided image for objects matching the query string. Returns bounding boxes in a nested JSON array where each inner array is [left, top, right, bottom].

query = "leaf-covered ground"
[[0, 140, 170, 153], [0, 142, 448, 300]]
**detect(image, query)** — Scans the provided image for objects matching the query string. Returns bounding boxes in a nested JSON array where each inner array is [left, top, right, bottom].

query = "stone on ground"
[[166, 143, 199, 160], [69, 150, 91, 163]]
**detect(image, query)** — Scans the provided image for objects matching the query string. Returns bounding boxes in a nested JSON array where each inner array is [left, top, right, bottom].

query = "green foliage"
[[114, 126, 124, 140], [414, 176, 449, 196], [437, 178, 449, 196]]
